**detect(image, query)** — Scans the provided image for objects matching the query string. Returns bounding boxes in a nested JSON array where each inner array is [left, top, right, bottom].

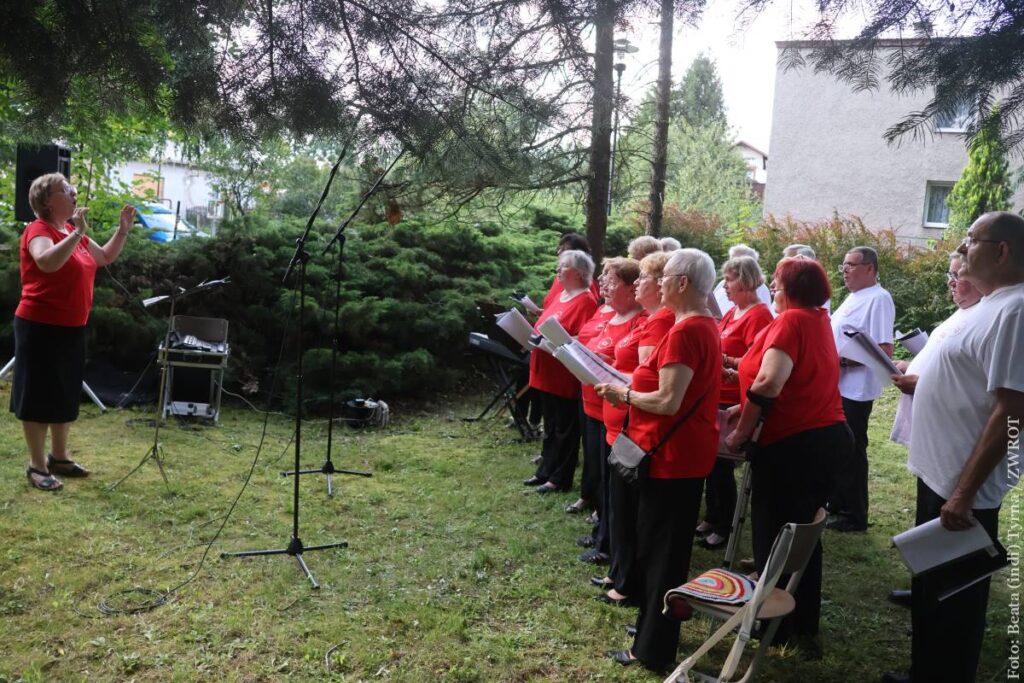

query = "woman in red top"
[[592, 251, 675, 603], [575, 258, 645, 563], [597, 249, 721, 671], [12, 173, 135, 491], [525, 249, 599, 492], [724, 257, 852, 647], [697, 256, 774, 550]]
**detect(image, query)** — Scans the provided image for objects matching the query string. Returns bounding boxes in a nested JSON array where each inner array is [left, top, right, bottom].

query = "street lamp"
[[608, 37, 638, 216]]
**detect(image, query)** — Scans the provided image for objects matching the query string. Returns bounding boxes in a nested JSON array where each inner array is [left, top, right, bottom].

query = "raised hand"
[[119, 205, 136, 235], [70, 207, 90, 234]]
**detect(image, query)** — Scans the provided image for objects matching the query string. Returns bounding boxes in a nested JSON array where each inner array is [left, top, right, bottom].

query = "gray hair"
[[722, 256, 765, 291], [560, 249, 595, 285], [849, 246, 880, 273], [665, 248, 716, 296], [628, 235, 664, 260], [660, 236, 682, 252], [783, 243, 816, 259], [728, 243, 759, 261]]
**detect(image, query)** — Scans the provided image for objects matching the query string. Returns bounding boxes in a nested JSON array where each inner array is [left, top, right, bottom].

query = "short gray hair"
[[849, 246, 879, 273], [560, 249, 595, 285], [665, 248, 716, 296], [783, 243, 816, 259], [728, 243, 759, 261], [722, 256, 765, 291], [628, 235, 663, 260], [660, 236, 681, 252]]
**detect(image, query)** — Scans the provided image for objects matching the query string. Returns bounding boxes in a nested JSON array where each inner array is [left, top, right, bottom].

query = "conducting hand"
[[118, 205, 136, 235], [70, 207, 90, 234]]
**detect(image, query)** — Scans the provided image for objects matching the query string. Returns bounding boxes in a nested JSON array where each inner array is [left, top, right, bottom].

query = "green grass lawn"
[[0, 383, 1016, 682]]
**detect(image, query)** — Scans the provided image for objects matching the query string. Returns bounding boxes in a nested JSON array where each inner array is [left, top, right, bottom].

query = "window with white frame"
[[924, 182, 954, 228], [934, 102, 971, 132]]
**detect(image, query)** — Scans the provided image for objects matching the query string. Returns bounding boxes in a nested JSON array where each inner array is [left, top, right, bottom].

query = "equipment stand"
[[281, 235, 372, 495], [0, 357, 107, 412], [221, 244, 347, 589]]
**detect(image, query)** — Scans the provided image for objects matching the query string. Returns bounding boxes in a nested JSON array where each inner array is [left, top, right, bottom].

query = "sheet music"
[[552, 343, 629, 386], [537, 316, 573, 347], [892, 517, 997, 575], [496, 309, 535, 350], [511, 294, 542, 315], [568, 340, 629, 384], [896, 328, 929, 356], [839, 325, 902, 383]]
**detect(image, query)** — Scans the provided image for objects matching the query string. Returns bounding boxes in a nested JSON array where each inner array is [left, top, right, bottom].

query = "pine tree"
[[673, 55, 727, 129], [946, 110, 1012, 235]]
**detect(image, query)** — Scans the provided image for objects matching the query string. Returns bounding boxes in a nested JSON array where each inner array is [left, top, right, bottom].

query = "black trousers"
[[703, 459, 737, 536], [833, 397, 873, 527], [631, 476, 704, 669], [751, 422, 849, 640], [592, 438, 612, 554], [534, 392, 581, 490], [910, 479, 1000, 683], [608, 466, 640, 594], [580, 412, 605, 504]]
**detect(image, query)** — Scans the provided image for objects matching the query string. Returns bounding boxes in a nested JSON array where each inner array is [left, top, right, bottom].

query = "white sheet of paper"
[[538, 316, 573, 347], [839, 325, 902, 384], [552, 346, 602, 385], [496, 309, 535, 350], [893, 517, 997, 575], [896, 328, 929, 356], [511, 294, 542, 314], [568, 340, 629, 385], [706, 291, 723, 320]]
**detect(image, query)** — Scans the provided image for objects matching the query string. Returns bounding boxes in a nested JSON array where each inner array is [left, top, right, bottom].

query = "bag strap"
[[644, 390, 708, 457]]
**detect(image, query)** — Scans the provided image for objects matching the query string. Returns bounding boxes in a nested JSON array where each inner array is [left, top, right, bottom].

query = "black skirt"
[[9, 316, 87, 423]]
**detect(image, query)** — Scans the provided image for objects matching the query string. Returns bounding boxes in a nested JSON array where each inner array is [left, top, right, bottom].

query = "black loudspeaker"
[[15, 144, 72, 222]]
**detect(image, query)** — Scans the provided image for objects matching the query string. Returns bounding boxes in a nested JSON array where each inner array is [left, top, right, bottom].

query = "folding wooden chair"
[[661, 508, 827, 683]]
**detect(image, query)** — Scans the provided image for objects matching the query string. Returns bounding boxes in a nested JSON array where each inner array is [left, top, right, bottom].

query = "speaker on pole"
[[15, 144, 72, 222]]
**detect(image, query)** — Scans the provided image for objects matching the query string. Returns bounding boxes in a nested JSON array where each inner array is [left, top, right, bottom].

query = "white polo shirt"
[[908, 283, 1024, 508], [831, 283, 896, 401]]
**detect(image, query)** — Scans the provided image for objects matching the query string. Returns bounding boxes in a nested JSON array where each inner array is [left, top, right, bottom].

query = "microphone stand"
[[281, 233, 373, 495], [108, 278, 230, 491]]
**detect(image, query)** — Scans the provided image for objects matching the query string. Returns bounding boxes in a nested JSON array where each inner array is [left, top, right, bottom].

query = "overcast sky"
[[616, 0, 868, 153]]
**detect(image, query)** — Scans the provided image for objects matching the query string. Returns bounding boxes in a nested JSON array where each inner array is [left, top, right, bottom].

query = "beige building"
[[763, 39, 1024, 245]]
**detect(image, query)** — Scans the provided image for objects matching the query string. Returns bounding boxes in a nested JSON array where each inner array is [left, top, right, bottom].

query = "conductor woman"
[[11, 173, 135, 491]]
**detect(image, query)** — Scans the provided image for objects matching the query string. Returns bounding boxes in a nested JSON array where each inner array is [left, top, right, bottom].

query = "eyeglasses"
[[946, 271, 959, 283], [962, 235, 1001, 248], [59, 184, 77, 196], [837, 262, 867, 273]]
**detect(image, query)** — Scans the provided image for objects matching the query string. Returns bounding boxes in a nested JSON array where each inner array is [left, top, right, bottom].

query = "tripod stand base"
[[107, 443, 169, 491], [281, 460, 373, 497], [221, 536, 348, 589]]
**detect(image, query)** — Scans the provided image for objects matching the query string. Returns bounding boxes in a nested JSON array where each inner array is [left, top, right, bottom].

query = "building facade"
[[763, 40, 1024, 245]]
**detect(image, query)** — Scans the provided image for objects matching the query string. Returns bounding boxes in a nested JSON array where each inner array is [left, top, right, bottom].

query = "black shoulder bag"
[[608, 391, 708, 486]]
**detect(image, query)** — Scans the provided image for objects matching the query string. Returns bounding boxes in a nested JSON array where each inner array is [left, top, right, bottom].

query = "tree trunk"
[[584, 0, 616, 265], [646, 0, 674, 237]]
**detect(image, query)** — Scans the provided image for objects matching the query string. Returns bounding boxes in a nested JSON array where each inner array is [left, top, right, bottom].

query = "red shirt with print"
[[581, 311, 646, 420], [604, 307, 672, 445], [718, 303, 774, 405], [737, 307, 845, 445], [529, 290, 599, 398], [625, 316, 721, 479], [16, 219, 96, 327]]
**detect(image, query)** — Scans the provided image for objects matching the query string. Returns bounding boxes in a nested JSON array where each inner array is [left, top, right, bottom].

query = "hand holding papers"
[[537, 316, 629, 386], [839, 325, 902, 384], [893, 518, 1009, 601], [511, 293, 542, 315]]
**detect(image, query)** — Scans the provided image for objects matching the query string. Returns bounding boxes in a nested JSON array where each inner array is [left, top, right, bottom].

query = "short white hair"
[[559, 249, 595, 285], [660, 236, 681, 252], [783, 243, 816, 259], [728, 244, 759, 261], [665, 248, 716, 296]]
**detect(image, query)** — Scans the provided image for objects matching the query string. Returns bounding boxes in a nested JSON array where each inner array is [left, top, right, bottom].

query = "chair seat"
[[688, 587, 796, 620]]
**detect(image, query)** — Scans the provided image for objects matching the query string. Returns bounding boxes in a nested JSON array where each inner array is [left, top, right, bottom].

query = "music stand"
[[107, 278, 230, 491]]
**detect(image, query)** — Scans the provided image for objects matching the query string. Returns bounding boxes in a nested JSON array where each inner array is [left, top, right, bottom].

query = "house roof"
[[733, 140, 768, 159]]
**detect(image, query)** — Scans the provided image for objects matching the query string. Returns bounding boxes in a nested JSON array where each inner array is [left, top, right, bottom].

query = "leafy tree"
[[673, 54, 727, 129], [946, 109, 1013, 235]]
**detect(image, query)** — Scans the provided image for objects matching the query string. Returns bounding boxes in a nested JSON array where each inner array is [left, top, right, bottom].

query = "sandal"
[[699, 532, 729, 550], [565, 498, 588, 514], [26, 466, 63, 491], [47, 453, 90, 477]]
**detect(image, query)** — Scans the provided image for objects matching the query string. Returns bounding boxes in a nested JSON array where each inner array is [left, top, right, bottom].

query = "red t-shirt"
[[604, 308, 672, 445], [543, 276, 601, 308], [737, 307, 845, 446], [529, 290, 599, 398], [16, 219, 96, 327], [581, 311, 646, 420], [625, 316, 721, 479], [718, 303, 774, 405]]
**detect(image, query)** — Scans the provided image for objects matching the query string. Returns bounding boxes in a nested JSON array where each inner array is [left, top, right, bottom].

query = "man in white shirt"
[[711, 244, 771, 315], [882, 211, 1024, 683], [829, 246, 895, 532]]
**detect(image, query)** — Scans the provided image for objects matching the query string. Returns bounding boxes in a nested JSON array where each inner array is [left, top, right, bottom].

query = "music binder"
[[893, 518, 1009, 601]]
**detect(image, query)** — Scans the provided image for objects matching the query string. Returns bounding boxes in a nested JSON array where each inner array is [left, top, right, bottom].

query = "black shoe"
[[607, 650, 637, 666], [880, 673, 911, 683], [579, 549, 610, 565], [826, 516, 867, 532], [523, 475, 546, 486], [576, 535, 595, 548], [887, 589, 912, 608], [624, 624, 637, 637], [590, 575, 614, 588], [595, 592, 635, 607]]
